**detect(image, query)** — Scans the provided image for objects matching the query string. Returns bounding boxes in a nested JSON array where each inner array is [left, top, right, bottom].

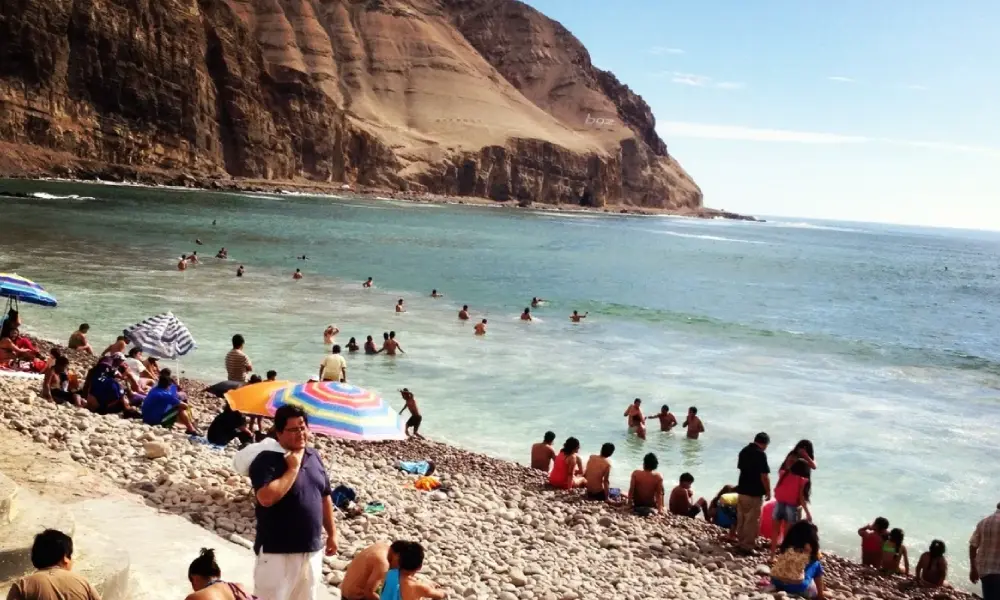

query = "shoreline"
[[0, 173, 763, 223], [1, 333, 978, 600]]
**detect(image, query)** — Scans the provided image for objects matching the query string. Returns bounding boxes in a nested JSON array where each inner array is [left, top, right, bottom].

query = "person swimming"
[[395, 299, 405, 313], [363, 277, 374, 288], [346, 337, 360, 353], [236, 265, 244, 277], [531, 297, 546, 308], [570, 310, 588, 323], [298, 254, 309, 260], [474, 319, 487, 335], [195, 239, 203, 245], [430, 289, 442, 298], [216, 247, 228, 259], [458, 305, 470, 320], [520, 308, 532, 321]]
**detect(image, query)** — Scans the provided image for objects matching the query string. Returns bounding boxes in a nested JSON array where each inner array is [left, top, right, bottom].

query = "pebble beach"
[[0, 338, 982, 600]]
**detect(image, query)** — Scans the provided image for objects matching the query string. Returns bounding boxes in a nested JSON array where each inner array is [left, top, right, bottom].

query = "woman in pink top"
[[771, 459, 813, 556], [548, 437, 587, 490]]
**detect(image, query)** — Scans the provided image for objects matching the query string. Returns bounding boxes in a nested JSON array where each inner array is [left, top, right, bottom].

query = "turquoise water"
[[2, 180, 998, 582]]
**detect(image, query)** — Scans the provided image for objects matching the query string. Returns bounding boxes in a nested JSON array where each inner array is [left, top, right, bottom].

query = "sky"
[[522, 0, 1000, 229]]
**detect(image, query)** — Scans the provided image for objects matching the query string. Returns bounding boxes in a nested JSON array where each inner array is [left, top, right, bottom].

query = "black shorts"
[[634, 505, 656, 517], [586, 490, 607, 501], [686, 505, 701, 518], [50, 389, 75, 404], [406, 415, 422, 429]]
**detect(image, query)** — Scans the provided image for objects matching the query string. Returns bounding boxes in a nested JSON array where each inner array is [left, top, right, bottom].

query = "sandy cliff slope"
[[0, 0, 702, 209]]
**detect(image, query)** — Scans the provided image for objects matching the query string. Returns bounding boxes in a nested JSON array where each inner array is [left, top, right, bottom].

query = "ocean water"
[[2, 180, 998, 584]]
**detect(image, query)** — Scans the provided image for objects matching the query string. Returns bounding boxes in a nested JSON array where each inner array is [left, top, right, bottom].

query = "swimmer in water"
[[520, 308, 533, 321], [187, 252, 199, 264], [570, 310, 588, 323], [363, 277, 373, 288], [431, 289, 443, 298], [212, 219, 217, 226], [323, 325, 340, 345], [346, 337, 360, 353], [682, 406, 705, 440], [298, 255, 308, 260], [624, 398, 647, 440], [458, 305, 470, 320], [649, 404, 677, 431], [364, 335, 378, 355], [382, 331, 405, 355], [474, 319, 487, 335], [195, 239, 203, 245], [531, 297, 546, 308], [395, 299, 405, 313], [293, 269, 303, 280], [216, 247, 227, 259], [178, 256, 188, 271], [236, 265, 245, 277]]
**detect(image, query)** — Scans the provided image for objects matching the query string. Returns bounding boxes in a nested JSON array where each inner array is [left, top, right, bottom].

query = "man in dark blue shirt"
[[250, 405, 337, 600]]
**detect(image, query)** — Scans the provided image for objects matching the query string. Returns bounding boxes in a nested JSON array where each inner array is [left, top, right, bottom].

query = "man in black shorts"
[[398, 389, 422, 438], [669, 472, 710, 518]]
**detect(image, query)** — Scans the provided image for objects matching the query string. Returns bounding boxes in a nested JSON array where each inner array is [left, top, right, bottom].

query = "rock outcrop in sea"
[[0, 0, 702, 210]]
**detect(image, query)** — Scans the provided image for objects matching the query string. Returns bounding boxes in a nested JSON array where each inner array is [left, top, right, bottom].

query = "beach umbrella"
[[122, 312, 196, 360], [224, 380, 294, 409], [235, 381, 405, 441], [0, 273, 58, 312]]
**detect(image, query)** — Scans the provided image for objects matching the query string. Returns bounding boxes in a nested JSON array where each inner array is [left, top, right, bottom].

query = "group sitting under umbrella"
[[0, 273, 58, 374]]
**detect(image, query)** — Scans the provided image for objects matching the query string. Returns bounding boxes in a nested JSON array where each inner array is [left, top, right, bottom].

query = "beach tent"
[[227, 380, 405, 441], [122, 312, 196, 360]]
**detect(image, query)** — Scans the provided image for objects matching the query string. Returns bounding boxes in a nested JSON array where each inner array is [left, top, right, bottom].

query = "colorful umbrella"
[[0, 273, 57, 309], [224, 380, 294, 410], [259, 381, 405, 441], [122, 312, 196, 359]]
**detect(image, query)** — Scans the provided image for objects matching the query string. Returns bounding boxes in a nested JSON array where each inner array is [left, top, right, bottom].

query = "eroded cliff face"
[[0, 0, 702, 209]]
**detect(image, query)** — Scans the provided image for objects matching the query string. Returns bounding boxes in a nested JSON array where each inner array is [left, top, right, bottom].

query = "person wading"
[[250, 405, 338, 600], [735, 432, 771, 554]]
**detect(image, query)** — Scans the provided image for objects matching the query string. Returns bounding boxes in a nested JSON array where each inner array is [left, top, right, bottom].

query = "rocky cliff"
[[0, 0, 702, 209]]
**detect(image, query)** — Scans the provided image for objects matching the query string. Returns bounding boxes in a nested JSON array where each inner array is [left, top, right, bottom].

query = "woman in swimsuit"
[[346, 337, 360, 353], [187, 549, 253, 600], [914, 540, 947, 587], [880, 528, 910, 575], [41, 355, 83, 406]]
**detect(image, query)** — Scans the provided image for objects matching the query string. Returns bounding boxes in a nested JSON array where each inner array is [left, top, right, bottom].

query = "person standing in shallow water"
[[735, 432, 771, 553], [250, 405, 337, 600], [458, 305, 470, 320], [530, 431, 557, 471], [520, 308, 532, 321], [623, 398, 646, 439], [474, 319, 487, 335]]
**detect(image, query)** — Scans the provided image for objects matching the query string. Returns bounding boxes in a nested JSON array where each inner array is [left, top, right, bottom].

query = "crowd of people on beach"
[[3, 237, 1000, 600]]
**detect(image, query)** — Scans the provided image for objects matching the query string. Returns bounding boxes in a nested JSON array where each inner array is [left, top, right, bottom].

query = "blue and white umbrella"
[[123, 312, 196, 360]]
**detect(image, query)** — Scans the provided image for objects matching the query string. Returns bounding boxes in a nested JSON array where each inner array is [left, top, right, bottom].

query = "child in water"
[[880, 528, 909, 575]]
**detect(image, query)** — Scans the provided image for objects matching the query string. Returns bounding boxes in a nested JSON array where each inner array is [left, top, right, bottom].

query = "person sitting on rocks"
[[583, 442, 615, 502], [530, 431, 557, 472], [382, 542, 446, 600], [880, 528, 909, 575], [7, 529, 100, 600], [548, 437, 587, 490], [913, 540, 948, 588], [67, 323, 94, 355], [86, 355, 140, 417], [141, 369, 200, 435], [708, 485, 739, 530], [668, 472, 710, 519], [207, 403, 255, 449], [857, 517, 890, 567], [770, 521, 826, 599], [186, 548, 252, 600], [340, 541, 408, 600], [41, 355, 83, 406], [628, 452, 664, 516], [0, 322, 43, 371]]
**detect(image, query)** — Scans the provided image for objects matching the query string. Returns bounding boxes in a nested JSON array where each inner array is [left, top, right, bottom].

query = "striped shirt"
[[225, 349, 251, 382], [971, 509, 1000, 576]]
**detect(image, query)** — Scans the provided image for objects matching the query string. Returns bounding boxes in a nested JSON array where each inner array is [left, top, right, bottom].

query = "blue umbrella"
[[122, 312, 197, 360], [0, 273, 57, 309]]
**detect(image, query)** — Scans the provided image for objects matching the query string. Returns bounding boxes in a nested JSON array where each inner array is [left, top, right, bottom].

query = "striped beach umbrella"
[[265, 381, 405, 441], [122, 312, 197, 360], [0, 273, 57, 308]]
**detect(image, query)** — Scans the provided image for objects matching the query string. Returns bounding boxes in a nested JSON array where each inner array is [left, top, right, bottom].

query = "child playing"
[[770, 521, 826, 599], [649, 404, 677, 431], [682, 406, 705, 439], [771, 459, 813, 555], [880, 528, 909, 575], [398, 388, 423, 438], [857, 517, 890, 567], [380, 541, 447, 600], [914, 540, 947, 588]]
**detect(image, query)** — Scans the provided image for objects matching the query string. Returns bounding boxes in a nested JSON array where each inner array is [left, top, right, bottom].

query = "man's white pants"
[[253, 551, 323, 600]]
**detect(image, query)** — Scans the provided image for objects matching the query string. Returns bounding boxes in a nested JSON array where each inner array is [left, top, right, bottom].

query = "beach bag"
[[331, 485, 357, 510], [232, 437, 283, 476]]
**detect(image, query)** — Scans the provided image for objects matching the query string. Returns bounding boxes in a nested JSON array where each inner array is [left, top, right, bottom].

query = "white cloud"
[[657, 120, 1000, 159], [649, 46, 685, 55], [827, 76, 856, 83], [667, 72, 745, 90]]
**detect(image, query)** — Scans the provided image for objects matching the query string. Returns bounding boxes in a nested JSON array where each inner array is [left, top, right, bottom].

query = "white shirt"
[[319, 354, 346, 381]]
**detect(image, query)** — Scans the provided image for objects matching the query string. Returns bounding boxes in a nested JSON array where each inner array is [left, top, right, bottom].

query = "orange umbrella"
[[225, 380, 293, 415]]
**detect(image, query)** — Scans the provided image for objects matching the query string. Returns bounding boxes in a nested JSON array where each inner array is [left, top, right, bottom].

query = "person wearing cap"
[[735, 432, 771, 553]]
